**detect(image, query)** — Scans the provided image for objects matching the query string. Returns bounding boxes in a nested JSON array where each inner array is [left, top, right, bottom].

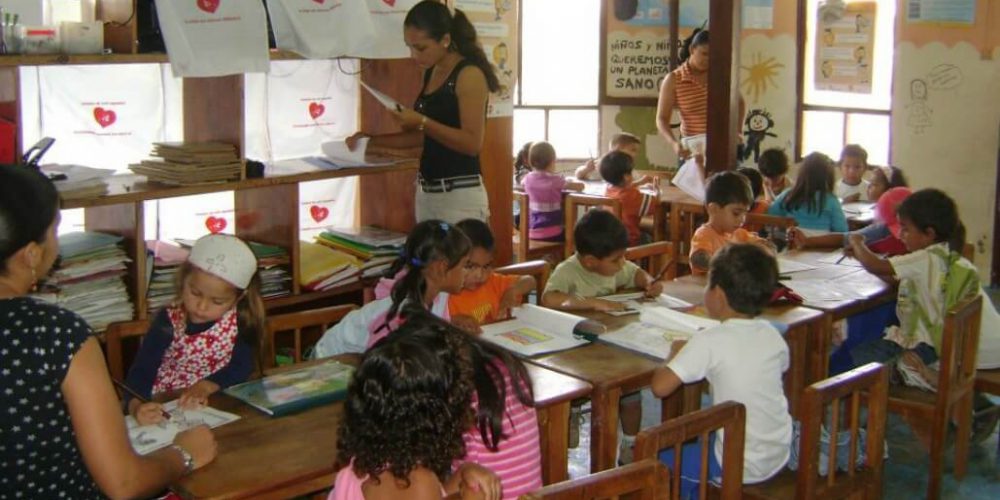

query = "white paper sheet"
[[639, 307, 719, 337], [479, 304, 600, 356], [777, 258, 818, 274], [671, 157, 706, 202], [601, 322, 678, 361], [125, 400, 240, 455], [784, 279, 867, 302], [360, 81, 402, 112], [816, 251, 863, 267]]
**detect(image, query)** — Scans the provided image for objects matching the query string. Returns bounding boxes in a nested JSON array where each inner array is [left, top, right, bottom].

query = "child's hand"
[[589, 298, 626, 312], [842, 193, 861, 203], [634, 174, 653, 186], [498, 288, 524, 318], [172, 425, 218, 471], [583, 158, 596, 174], [786, 227, 806, 250], [847, 233, 865, 253], [644, 279, 664, 298], [457, 463, 501, 500], [179, 380, 218, 409], [451, 315, 482, 335], [133, 402, 167, 426]]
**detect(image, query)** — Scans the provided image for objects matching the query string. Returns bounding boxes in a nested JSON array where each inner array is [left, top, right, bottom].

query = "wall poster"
[[813, 1, 876, 94], [454, 0, 517, 117]]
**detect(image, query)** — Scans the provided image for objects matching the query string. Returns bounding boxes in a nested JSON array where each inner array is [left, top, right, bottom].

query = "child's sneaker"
[[896, 352, 937, 392], [618, 434, 636, 465]]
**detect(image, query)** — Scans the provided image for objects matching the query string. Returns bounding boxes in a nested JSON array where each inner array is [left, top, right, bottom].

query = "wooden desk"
[[526, 363, 593, 484]]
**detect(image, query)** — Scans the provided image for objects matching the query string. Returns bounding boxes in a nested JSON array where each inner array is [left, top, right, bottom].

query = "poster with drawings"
[[126, 400, 240, 455], [456, 0, 517, 117], [813, 1, 876, 94]]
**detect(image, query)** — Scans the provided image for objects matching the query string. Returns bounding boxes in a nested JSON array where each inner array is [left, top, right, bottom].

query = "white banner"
[[350, 0, 420, 59], [266, 0, 376, 59], [155, 0, 270, 77]]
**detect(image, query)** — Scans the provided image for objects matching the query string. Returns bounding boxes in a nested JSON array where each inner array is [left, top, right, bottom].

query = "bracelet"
[[418, 115, 428, 131], [169, 444, 195, 475]]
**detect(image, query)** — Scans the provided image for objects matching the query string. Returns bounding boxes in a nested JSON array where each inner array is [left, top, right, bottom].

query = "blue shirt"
[[767, 191, 849, 232], [124, 308, 254, 403]]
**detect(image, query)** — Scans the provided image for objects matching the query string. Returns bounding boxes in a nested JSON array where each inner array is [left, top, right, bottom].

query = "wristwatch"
[[170, 444, 195, 475], [418, 115, 428, 131]]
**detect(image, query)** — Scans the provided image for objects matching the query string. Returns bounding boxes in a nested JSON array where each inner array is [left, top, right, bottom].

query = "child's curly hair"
[[335, 314, 475, 484]]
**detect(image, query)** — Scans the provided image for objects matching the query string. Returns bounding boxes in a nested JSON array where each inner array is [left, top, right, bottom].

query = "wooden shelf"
[[61, 161, 418, 209], [264, 281, 369, 310]]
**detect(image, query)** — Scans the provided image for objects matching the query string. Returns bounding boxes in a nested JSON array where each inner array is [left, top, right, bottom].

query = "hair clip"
[[439, 222, 450, 232], [410, 257, 425, 268]]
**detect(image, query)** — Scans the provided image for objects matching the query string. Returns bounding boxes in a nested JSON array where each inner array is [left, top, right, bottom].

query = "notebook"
[[479, 304, 605, 356], [126, 400, 240, 455], [224, 360, 354, 417]]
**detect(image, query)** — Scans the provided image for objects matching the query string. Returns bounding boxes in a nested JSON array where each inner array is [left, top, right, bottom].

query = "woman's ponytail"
[[448, 9, 501, 92]]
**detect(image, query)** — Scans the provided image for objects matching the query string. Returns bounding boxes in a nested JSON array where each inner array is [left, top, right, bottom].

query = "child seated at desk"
[[574, 133, 651, 184], [835, 144, 870, 203], [758, 148, 792, 201], [737, 166, 770, 215], [767, 152, 848, 233], [600, 151, 659, 246], [689, 171, 775, 275], [789, 186, 911, 257], [651, 244, 792, 496], [520, 141, 584, 242], [866, 165, 907, 202], [449, 219, 536, 328]]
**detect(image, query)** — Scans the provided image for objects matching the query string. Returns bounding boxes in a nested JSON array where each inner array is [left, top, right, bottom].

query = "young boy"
[[835, 144, 870, 203], [600, 151, 659, 246], [689, 171, 775, 275], [542, 209, 666, 463], [575, 133, 651, 183], [449, 219, 536, 328], [757, 148, 792, 201], [652, 244, 792, 495]]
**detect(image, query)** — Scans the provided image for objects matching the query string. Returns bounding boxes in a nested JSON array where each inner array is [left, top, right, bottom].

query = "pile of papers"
[[129, 142, 242, 185], [32, 232, 134, 331], [299, 241, 361, 292], [145, 240, 189, 312], [315, 226, 405, 280], [249, 242, 292, 299], [40, 164, 115, 200]]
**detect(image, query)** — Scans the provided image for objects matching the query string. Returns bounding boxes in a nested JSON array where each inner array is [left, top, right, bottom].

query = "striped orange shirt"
[[673, 61, 708, 137]]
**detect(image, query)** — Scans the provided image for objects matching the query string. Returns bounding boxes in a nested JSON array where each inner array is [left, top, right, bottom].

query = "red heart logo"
[[205, 216, 227, 234], [235, 212, 260, 230], [382, 0, 395, 6], [308, 102, 325, 119], [312, 0, 326, 4], [197, 0, 220, 14], [310, 205, 330, 223], [93, 107, 116, 128]]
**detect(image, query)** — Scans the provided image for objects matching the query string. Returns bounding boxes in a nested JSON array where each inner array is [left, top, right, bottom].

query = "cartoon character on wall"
[[614, 0, 639, 21], [494, 0, 511, 21], [741, 109, 777, 163], [493, 42, 510, 73], [906, 78, 932, 135]]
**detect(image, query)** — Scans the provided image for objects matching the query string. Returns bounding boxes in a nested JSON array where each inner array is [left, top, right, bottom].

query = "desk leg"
[[668, 204, 682, 278], [537, 402, 570, 485], [590, 386, 622, 472]]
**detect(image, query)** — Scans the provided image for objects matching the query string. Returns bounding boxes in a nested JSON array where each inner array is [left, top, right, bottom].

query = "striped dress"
[[461, 362, 542, 499], [673, 61, 708, 138]]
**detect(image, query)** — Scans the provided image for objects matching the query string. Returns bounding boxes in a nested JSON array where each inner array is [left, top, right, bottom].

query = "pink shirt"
[[329, 465, 446, 499]]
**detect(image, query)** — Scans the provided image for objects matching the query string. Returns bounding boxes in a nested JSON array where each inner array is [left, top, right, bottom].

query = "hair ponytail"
[[404, 1, 500, 93], [237, 274, 268, 374]]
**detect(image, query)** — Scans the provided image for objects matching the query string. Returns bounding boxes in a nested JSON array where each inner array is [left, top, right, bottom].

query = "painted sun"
[[741, 52, 785, 104]]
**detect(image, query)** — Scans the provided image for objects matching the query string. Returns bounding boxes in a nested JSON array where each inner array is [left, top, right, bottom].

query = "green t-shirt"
[[544, 254, 639, 298]]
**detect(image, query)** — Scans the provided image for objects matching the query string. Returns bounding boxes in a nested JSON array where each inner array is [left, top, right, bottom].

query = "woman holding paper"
[[0, 165, 217, 497], [346, 1, 499, 223]]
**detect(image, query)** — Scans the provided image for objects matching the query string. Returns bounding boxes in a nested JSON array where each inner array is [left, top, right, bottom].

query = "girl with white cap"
[[126, 234, 266, 425]]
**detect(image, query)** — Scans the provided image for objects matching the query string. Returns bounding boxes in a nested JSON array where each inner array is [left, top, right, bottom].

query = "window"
[[514, 0, 601, 160], [799, 0, 896, 165]]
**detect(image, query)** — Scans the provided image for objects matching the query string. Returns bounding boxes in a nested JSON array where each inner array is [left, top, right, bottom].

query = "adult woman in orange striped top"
[[656, 30, 745, 160]]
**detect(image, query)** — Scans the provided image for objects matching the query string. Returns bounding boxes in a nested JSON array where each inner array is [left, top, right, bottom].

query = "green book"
[[224, 360, 354, 417]]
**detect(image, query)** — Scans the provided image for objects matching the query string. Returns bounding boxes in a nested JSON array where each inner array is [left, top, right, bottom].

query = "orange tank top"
[[673, 61, 708, 137]]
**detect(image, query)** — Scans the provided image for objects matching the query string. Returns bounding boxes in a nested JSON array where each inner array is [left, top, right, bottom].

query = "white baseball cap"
[[188, 234, 258, 289]]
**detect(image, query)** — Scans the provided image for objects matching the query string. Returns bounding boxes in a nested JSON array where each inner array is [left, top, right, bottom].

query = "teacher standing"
[[347, 1, 499, 223]]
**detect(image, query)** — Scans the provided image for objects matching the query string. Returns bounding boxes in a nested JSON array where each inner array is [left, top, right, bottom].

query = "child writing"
[[651, 244, 792, 496], [689, 172, 775, 275], [866, 165, 907, 202], [789, 186, 911, 257], [767, 152, 848, 232], [449, 219, 536, 328], [332, 317, 500, 500], [312, 220, 470, 358], [126, 234, 266, 425], [600, 151, 659, 246], [834, 144, 870, 202], [758, 148, 792, 201], [575, 133, 651, 184], [737, 166, 770, 215], [520, 141, 584, 241]]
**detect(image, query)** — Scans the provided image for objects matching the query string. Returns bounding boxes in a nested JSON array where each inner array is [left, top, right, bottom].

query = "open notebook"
[[126, 400, 240, 455], [480, 304, 605, 356], [601, 306, 719, 360]]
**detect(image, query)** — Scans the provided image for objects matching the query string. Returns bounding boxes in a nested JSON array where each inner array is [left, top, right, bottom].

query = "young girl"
[[520, 141, 584, 242], [312, 219, 470, 358], [767, 152, 848, 232], [126, 234, 266, 425], [788, 186, 912, 257], [332, 316, 499, 499], [757, 148, 792, 201], [866, 165, 907, 202]]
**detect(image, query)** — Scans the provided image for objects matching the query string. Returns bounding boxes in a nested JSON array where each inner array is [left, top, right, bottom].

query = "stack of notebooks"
[[32, 232, 134, 331], [145, 240, 190, 312], [315, 226, 405, 280], [40, 164, 115, 200], [129, 142, 242, 185], [299, 241, 361, 292], [249, 242, 292, 299]]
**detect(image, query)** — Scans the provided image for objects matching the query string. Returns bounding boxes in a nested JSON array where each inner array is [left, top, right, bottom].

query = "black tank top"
[[414, 59, 481, 181]]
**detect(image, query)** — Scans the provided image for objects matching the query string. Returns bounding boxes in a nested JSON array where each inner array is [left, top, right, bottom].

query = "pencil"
[[112, 378, 171, 420], [835, 254, 848, 264]]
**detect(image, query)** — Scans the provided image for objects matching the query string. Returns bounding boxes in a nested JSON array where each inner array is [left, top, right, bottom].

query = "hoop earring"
[[30, 267, 37, 293]]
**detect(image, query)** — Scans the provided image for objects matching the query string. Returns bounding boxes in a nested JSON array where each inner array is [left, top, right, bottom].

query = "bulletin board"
[[813, 1, 876, 94], [454, 0, 518, 117]]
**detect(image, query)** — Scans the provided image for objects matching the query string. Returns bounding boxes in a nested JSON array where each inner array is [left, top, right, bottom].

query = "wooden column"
[[482, 117, 513, 265], [705, 0, 742, 174]]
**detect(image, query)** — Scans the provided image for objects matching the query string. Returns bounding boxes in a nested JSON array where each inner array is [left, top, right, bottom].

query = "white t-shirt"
[[835, 179, 869, 201], [667, 318, 792, 483], [312, 294, 450, 358]]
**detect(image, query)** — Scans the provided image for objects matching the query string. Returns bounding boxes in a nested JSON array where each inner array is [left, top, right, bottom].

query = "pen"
[[112, 378, 172, 420]]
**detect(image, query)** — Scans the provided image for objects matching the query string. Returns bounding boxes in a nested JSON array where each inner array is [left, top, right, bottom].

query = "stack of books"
[[40, 164, 115, 200], [249, 242, 292, 299], [129, 142, 242, 185], [298, 241, 361, 292], [315, 226, 405, 280], [145, 240, 190, 312], [32, 232, 134, 331]]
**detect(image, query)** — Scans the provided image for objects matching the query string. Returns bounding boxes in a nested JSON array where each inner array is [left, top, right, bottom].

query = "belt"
[[419, 175, 482, 193]]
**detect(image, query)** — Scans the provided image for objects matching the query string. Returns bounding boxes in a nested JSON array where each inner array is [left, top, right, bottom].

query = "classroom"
[[0, 0, 998, 498]]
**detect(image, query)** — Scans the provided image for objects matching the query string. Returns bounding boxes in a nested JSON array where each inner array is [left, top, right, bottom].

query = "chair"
[[564, 193, 623, 258], [513, 190, 565, 263], [519, 458, 669, 500], [884, 293, 982, 500], [633, 401, 747, 500], [666, 201, 706, 277], [264, 304, 358, 371], [105, 319, 152, 383], [496, 260, 551, 305], [625, 241, 676, 281], [743, 362, 889, 500]]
